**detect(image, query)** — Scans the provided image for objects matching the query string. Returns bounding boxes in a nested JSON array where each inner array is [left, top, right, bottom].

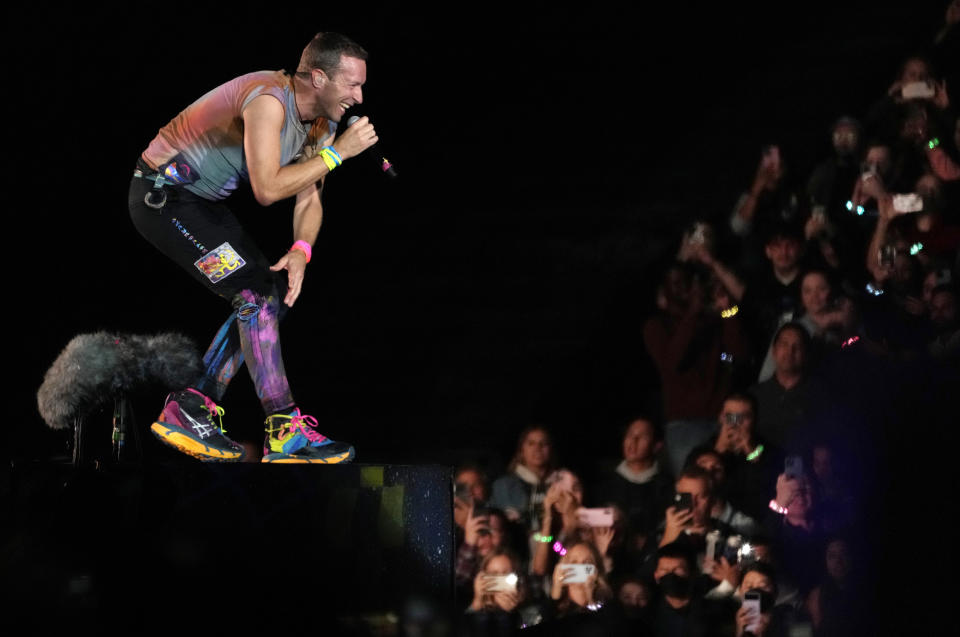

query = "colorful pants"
[[128, 161, 295, 415]]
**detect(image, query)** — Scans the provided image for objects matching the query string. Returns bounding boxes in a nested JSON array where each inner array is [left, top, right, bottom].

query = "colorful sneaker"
[[262, 408, 355, 464], [150, 388, 245, 462]]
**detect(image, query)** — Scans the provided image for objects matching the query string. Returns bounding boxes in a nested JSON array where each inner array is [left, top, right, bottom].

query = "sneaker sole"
[[261, 447, 355, 464], [151, 422, 244, 462]]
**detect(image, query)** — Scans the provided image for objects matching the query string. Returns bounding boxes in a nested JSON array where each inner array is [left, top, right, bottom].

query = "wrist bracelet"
[[928, 137, 940, 150], [533, 533, 553, 543], [318, 146, 342, 171], [290, 240, 312, 263], [746, 444, 764, 462], [769, 499, 788, 515], [720, 305, 739, 319]]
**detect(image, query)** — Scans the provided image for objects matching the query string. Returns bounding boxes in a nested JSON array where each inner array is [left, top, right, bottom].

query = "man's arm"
[[243, 94, 376, 206], [270, 182, 323, 307]]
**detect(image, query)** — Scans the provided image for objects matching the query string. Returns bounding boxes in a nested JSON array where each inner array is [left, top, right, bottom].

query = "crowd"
[[449, 5, 959, 636]]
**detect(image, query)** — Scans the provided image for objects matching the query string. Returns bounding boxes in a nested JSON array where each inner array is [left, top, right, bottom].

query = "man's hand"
[[270, 248, 308, 307], [332, 115, 378, 161], [661, 506, 693, 546], [464, 505, 489, 547]]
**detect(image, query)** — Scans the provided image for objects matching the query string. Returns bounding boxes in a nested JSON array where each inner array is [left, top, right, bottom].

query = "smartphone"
[[739, 542, 757, 566], [454, 481, 473, 504], [878, 245, 897, 269], [723, 412, 744, 427], [784, 455, 804, 480], [561, 563, 597, 584], [892, 193, 923, 213], [723, 534, 744, 564], [742, 591, 762, 633], [483, 573, 518, 593], [576, 507, 614, 528], [547, 469, 576, 492], [673, 492, 693, 524], [901, 81, 935, 100]]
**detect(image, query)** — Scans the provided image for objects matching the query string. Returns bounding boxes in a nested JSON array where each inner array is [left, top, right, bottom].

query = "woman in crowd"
[[489, 425, 557, 533], [549, 541, 614, 617]]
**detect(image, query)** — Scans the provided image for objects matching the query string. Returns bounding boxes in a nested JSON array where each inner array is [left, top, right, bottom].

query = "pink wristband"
[[290, 240, 312, 263], [768, 499, 788, 515]]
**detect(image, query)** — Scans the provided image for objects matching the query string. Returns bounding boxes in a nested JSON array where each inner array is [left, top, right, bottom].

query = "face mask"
[[658, 573, 692, 599]]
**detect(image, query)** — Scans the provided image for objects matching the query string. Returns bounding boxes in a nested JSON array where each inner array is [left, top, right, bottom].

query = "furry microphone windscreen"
[[37, 332, 202, 430]]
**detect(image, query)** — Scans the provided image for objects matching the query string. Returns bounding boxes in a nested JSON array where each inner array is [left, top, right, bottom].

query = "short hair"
[[676, 464, 714, 497], [619, 414, 663, 443], [683, 445, 722, 471], [297, 32, 368, 77], [741, 561, 779, 597], [772, 321, 811, 348], [721, 391, 758, 417], [656, 542, 695, 569]]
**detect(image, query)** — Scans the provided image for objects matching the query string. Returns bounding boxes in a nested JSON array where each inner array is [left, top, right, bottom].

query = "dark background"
[[13, 1, 948, 465], [5, 1, 957, 631]]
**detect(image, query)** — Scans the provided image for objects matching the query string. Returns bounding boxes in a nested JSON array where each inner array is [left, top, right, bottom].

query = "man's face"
[[316, 55, 366, 122], [772, 327, 806, 376], [832, 123, 858, 156], [623, 419, 658, 464], [765, 237, 801, 275], [930, 289, 958, 328], [674, 476, 711, 527], [801, 272, 830, 315]]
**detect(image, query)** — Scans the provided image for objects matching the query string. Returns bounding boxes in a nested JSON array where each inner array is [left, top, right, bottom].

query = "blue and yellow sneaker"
[[150, 388, 245, 462], [262, 408, 355, 464]]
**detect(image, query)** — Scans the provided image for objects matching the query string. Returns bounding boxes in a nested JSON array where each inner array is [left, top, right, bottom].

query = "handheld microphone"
[[346, 115, 398, 178]]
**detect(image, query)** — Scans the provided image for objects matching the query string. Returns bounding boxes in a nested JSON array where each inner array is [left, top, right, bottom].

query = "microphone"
[[346, 115, 398, 178]]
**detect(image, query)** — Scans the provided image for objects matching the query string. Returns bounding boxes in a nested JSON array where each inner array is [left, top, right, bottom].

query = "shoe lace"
[[187, 388, 227, 434], [276, 410, 327, 444]]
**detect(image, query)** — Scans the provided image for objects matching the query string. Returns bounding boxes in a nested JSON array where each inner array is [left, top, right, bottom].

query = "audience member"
[[489, 426, 557, 533], [595, 417, 673, 543]]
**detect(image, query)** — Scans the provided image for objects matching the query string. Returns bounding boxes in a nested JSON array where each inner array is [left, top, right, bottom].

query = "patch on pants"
[[194, 242, 246, 283]]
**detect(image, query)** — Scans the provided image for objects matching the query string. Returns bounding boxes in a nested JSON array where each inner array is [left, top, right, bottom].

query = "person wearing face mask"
[[650, 544, 711, 637]]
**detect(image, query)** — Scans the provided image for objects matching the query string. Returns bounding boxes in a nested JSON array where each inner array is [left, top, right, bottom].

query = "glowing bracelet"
[[720, 305, 739, 319], [746, 444, 764, 462], [928, 137, 940, 150], [318, 146, 342, 171], [552, 540, 567, 556], [290, 240, 312, 263], [533, 533, 553, 543], [769, 499, 788, 515]]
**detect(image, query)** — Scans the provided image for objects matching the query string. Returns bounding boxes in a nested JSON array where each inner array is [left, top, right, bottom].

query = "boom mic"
[[346, 115, 398, 178]]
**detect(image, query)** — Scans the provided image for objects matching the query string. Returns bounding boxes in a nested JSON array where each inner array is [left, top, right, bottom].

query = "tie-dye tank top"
[[142, 70, 336, 201]]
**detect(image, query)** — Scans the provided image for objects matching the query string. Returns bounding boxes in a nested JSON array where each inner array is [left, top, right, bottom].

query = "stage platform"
[[1, 461, 454, 630]]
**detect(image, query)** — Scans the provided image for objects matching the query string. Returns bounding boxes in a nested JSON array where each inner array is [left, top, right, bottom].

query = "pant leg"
[[128, 171, 295, 414]]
